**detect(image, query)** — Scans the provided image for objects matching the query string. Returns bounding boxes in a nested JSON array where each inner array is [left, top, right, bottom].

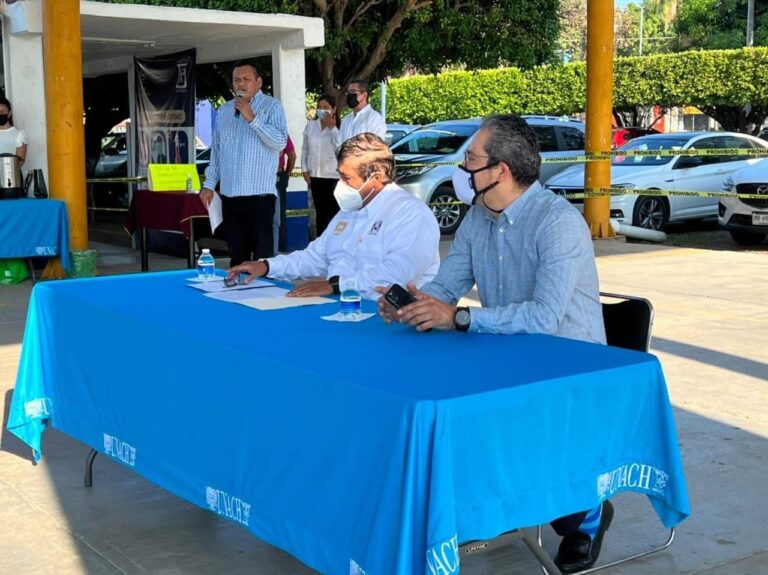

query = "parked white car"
[[544, 132, 768, 231], [719, 159, 768, 245]]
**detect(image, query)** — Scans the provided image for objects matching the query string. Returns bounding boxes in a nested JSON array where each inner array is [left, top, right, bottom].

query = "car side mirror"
[[674, 156, 703, 169]]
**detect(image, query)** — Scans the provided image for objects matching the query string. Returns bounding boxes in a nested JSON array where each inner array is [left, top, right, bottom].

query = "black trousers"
[[551, 510, 589, 537], [221, 194, 275, 266], [310, 177, 340, 236]]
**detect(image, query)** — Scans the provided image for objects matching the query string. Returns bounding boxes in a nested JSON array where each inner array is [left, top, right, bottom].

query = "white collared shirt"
[[301, 120, 341, 179], [267, 183, 440, 299], [339, 105, 387, 143]]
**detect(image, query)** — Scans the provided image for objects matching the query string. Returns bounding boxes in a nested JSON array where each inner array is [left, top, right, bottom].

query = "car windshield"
[[612, 137, 692, 166], [391, 124, 477, 155]]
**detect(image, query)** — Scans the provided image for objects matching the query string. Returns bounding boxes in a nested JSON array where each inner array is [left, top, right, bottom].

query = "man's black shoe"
[[554, 500, 614, 573]]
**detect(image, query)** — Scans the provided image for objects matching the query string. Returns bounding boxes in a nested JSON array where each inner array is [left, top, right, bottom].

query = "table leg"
[[141, 227, 148, 272], [84, 448, 98, 487], [25, 258, 36, 285], [188, 222, 195, 269]]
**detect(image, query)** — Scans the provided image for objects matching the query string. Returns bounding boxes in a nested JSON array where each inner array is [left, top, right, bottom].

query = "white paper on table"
[[187, 277, 273, 293], [238, 296, 335, 311], [321, 311, 376, 323], [207, 192, 223, 233], [204, 286, 289, 302]]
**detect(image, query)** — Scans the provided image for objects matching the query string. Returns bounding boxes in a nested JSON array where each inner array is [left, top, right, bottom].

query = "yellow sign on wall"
[[147, 164, 201, 192]]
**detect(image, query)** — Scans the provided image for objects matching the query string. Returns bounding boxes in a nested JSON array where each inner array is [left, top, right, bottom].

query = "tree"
[[96, 0, 560, 100], [677, 0, 768, 50]]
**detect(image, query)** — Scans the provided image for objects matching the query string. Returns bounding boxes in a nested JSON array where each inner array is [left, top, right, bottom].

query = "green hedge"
[[375, 47, 768, 125]]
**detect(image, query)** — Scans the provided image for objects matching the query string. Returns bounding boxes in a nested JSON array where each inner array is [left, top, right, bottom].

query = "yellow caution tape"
[[554, 187, 768, 200]]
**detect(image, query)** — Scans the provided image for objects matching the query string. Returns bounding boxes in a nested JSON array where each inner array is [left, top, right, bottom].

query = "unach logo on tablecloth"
[[426, 534, 460, 575], [24, 398, 52, 419], [35, 246, 57, 256], [103, 433, 136, 467], [205, 486, 251, 527], [349, 558, 371, 575], [597, 463, 669, 498]]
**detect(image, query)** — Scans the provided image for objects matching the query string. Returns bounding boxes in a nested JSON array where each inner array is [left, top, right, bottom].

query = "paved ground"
[[1, 237, 766, 575]]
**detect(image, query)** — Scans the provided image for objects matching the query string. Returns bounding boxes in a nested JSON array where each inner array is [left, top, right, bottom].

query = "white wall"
[[272, 38, 306, 192], [2, 0, 48, 187]]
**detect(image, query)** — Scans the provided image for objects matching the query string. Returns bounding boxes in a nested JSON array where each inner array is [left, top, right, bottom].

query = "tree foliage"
[[95, 0, 560, 97], [380, 47, 768, 132], [677, 0, 768, 49]]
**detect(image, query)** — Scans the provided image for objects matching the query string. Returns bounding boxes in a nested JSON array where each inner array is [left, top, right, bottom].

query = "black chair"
[[533, 292, 675, 574]]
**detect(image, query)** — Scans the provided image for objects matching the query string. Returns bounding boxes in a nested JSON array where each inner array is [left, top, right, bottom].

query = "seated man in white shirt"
[[339, 80, 387, 142], [228, 133, 440, 299]]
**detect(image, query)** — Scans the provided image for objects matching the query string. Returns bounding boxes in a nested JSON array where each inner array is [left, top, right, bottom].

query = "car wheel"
[[632, 195, 669, 231], [430, 186, 466, 235], [729, 230, 767, 245]]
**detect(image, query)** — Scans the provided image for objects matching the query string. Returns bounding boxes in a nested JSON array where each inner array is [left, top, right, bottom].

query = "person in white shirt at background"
[[0, 97, 28, 164], [227, 133, 440, 300], [339, 80, 386, 143], [302, 94, 342, 236]]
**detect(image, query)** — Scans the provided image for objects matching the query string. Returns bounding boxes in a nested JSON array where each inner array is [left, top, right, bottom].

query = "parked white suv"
[[719, 159, 768, 245]]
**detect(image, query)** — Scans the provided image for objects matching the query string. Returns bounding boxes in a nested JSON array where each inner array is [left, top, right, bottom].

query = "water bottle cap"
[[202, 248, 210, 254]]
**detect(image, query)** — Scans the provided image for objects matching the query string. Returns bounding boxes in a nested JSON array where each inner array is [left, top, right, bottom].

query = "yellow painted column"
[[583, 0, 615, 238], [42, 0, 87, 278]]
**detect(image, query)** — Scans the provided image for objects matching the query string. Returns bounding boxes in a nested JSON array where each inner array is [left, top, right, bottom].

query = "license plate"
[[752, 212, 768, 225]]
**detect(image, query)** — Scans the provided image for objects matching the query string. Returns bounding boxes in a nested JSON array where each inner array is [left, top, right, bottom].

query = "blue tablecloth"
[[0, 198, 71, 271], [7, 271, 690, 575]]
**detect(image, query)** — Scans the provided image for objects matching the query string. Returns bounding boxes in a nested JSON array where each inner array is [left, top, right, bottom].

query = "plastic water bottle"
[[197, 248, 216, 280], [186, 174, 194, 194], [340, 277, 362, 318]]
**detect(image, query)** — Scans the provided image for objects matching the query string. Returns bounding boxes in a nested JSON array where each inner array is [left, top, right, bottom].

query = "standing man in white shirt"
[[227, 133, 440, 300], [339, 80, 387, 143]]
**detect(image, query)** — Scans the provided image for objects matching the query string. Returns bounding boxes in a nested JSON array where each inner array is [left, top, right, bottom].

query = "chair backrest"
[[600, 292, 654, 352]]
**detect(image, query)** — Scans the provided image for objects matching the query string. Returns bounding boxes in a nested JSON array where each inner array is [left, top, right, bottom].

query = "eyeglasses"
[[346, 90, 364, 96], [463, 150, 491, 165]]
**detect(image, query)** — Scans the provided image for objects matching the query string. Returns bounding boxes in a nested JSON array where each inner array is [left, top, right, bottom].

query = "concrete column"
[[583, 0, 615, 238], [271, 40, 306, 191], [43, 0, 87, 259]]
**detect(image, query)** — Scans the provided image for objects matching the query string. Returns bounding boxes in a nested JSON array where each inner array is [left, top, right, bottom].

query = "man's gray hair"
[[337, 133, 395, 182], [480, 114, 541, 187]]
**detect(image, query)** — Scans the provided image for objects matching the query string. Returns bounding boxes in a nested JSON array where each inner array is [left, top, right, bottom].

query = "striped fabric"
[[203, 91, 288, 198]]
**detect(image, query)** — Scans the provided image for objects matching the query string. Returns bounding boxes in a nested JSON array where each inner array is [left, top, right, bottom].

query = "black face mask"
[[458, 162, 500, 199], [0, 115, 9, 126], [346, 93, 359, 109]]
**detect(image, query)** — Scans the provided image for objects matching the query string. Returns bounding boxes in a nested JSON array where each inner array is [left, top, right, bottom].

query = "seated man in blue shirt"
[[377, 114, 610, 573]]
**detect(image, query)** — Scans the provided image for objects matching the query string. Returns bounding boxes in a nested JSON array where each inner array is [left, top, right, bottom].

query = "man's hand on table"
[[199, 188, 215, 207], [287, 280, 333, 298], [376, 283, 456, 331], [227, 261, 268, 284]]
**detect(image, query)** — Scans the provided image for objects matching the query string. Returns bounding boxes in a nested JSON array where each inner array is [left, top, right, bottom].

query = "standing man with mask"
[[227, 133, 439, 300], [378, 114, 612, 574], [200, 62, 288, 265], [339, 80, 387, 143]]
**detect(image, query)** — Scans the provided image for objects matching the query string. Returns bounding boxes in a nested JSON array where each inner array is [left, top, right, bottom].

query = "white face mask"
[[316, 109, 329, 120], [452, 167, 476, 205], [334, 177, 373, 211]]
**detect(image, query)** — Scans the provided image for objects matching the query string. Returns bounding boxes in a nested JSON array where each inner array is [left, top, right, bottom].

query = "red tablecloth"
[[124, 189, 208, 238]]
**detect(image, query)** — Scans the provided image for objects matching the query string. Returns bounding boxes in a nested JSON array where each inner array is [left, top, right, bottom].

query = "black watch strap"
[[454, 306, 471, 332], [260, 259, 270, 277], [329, 275, 340, 295]]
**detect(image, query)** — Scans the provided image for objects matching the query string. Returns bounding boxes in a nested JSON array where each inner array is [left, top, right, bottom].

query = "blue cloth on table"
[[7, 271, 690, 575], [0, 199, 71, 271]]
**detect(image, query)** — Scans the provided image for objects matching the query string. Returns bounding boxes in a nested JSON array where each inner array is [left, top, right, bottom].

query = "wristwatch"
[[454, 307, 471, 332], [329, 275, 340, 295]]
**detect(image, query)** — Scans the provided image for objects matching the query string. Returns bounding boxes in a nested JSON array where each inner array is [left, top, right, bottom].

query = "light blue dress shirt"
[[421, 181, 606, 344], [203, 91, 288, 197]]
